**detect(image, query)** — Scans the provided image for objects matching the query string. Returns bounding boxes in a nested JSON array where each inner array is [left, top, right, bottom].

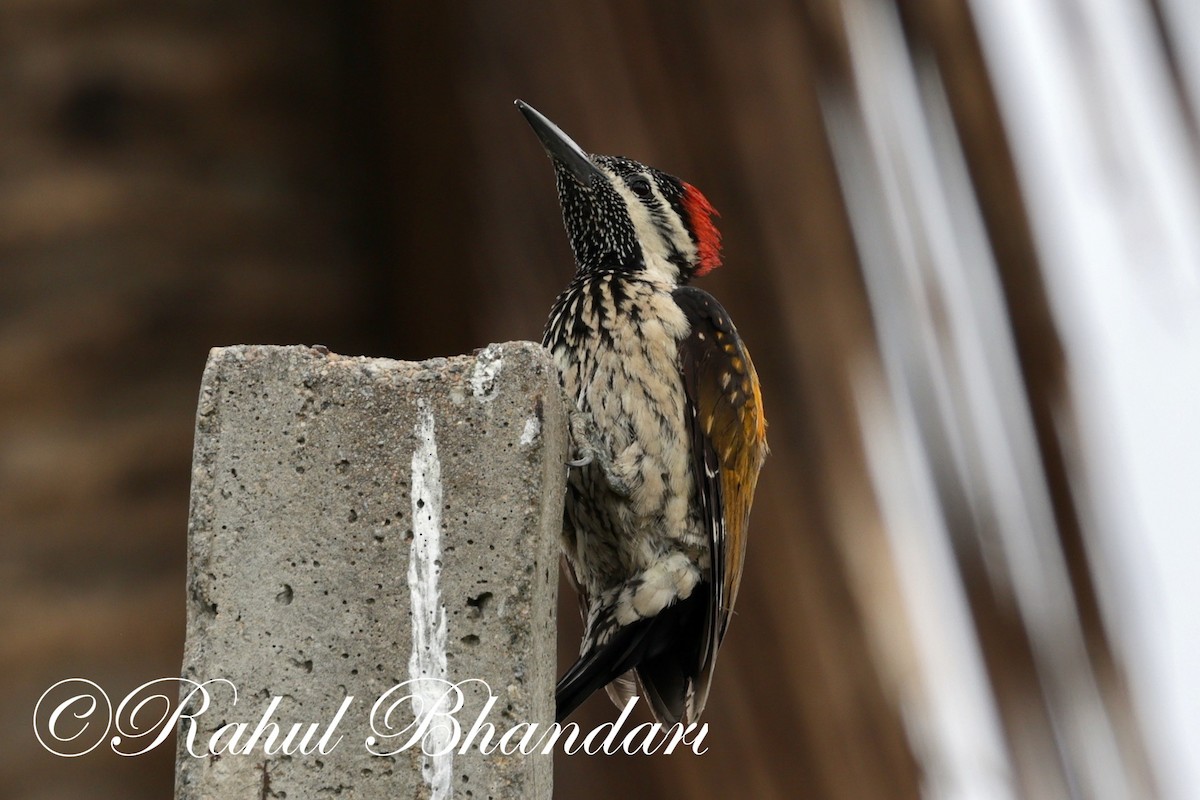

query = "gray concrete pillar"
[[175, 343, 563, 799]]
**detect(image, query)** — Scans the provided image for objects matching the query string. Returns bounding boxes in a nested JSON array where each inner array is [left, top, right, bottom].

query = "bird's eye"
[[629, 178, 653, 199]]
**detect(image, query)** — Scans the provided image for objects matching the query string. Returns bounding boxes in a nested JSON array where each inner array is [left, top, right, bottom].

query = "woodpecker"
[[517, 100, 767, 726]]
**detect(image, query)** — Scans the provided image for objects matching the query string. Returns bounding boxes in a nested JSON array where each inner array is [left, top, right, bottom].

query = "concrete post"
[[175, 343, 564, 799]]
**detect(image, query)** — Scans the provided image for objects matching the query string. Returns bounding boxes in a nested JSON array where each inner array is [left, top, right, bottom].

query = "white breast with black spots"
[[545, 271, 708, 606]]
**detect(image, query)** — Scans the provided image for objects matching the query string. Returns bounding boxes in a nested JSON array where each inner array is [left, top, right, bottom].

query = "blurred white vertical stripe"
[[825, 1, 1042, 796], [968, 0, 1200, 798], [1157, 0, 1200, 131]]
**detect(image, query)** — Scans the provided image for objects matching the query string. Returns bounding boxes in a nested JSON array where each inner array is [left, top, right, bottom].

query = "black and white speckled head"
[[517, 100, 722, 285]]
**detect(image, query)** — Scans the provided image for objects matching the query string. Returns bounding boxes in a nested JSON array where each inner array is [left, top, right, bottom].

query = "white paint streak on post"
[[408, 403, 453, 799], [471, 344, 505, 399], [520, 417, 541, 446]]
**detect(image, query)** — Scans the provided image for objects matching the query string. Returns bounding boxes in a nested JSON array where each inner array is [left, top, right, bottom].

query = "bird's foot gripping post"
[[176, 343, 564, 800], [565, 407, 633, 498]]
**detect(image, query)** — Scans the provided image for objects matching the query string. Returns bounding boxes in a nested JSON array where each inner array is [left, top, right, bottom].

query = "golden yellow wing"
[[674, 286, 768, 715]]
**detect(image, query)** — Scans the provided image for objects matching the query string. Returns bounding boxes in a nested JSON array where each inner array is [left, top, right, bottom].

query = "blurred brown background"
[[5, 1, 1192, 798]]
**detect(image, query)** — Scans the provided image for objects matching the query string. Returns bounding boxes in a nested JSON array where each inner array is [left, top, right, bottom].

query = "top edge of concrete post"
[[177, 342, 565, 800]]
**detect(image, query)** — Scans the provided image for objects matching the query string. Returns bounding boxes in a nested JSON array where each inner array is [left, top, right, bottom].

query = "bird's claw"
[[567, 411, 632, 498]]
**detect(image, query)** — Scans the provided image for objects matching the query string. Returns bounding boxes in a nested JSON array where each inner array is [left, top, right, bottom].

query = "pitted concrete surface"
[[176, 343, 563, 799]]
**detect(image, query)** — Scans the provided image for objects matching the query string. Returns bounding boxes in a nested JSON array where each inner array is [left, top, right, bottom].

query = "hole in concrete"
[[466, 592, 493, 617], [348, 509, 358, 522], [461, 635, 480, 646], [275, 585, 293, 605]]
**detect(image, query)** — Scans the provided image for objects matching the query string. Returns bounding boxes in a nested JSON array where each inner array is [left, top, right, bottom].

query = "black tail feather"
[[555, 586, 709, 724], [556, 615, 655, 723]]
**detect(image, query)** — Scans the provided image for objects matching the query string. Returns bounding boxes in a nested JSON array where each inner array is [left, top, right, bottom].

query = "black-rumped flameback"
[[517, 100, 767, 725]]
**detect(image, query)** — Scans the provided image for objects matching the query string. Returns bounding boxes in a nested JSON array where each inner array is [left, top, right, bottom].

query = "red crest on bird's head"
[[682, 183, 722, 277]]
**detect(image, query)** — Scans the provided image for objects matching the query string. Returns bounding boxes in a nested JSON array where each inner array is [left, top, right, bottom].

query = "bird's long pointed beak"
[[516, 100, 605, 187]]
